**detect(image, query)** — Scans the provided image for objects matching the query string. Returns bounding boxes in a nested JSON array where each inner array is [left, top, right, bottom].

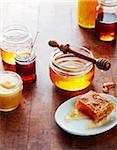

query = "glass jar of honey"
[[78, 0, 98, 29], [0, 71, 23, 112], [15, 49, 36, 83], [0, 25, 33, 65], [49, 46, 95, 91], [95, 0, 117, 41]]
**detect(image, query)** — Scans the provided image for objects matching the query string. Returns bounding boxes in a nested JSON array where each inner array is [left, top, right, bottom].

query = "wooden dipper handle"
[[48, 40, 111, 71], [48, 40, 96, 63]]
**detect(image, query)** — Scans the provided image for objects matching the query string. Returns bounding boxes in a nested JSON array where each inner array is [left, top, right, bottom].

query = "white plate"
[[55, 93, 117, 136]]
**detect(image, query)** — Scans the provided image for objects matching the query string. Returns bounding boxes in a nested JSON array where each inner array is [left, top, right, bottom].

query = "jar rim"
[[0, 71, 23, 94], [2, 24, 32, 44], [15, 50, 36, 63], [50, 46, 94, 76], [100, 0, 117, 6]]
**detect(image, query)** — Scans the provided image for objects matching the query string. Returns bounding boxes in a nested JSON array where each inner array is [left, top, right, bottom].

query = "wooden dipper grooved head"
[[48, 40, 111, 71]]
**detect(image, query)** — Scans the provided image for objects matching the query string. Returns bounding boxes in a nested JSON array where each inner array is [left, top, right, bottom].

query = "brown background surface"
[[0, 1, 117, 150]]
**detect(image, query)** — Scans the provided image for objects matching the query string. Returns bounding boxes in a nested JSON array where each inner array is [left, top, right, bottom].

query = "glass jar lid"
[[1, 25, 33, 51], [100, 0, 117, 6]]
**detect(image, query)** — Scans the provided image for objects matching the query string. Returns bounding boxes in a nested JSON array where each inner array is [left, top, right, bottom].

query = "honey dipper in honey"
[[48, 40, 111, 71]]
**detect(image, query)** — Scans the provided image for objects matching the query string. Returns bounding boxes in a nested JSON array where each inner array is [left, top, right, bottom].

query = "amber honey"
[[1, 48, 15, 64], [78, 0, 98, 29], [95, 13, 117, 41], [95, 1, 117, 41], [50, 48, 95, 91], [15, 51, 36, 83]]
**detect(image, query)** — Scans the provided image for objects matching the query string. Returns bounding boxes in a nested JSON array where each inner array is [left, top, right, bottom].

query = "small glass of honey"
[[0, 71, 23, 112], [15, 49, 36, 83], [49, 46, 95, 91], [0, 25, 33, 65]]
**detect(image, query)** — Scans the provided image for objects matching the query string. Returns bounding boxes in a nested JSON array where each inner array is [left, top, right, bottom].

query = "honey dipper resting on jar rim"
[[48, 40, 111, 71]]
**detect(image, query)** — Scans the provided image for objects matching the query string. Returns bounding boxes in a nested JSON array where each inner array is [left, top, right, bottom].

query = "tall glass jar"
[[49, 46, 95, 91], [0, 25, 33, 65], [78, 0, 98, 29], [95, 0, 117, 41]]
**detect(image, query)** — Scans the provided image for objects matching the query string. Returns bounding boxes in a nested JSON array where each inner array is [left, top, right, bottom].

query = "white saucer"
[[55, 93, 117, 136]]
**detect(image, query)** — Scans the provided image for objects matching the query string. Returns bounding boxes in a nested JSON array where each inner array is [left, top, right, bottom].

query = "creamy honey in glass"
[[49, 46, 95, 91], [0, 25, 33, 65], [0, 71, 23, 112]]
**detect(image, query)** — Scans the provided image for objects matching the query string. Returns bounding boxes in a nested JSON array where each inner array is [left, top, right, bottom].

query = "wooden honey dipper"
[[48, 40, 111, 71]]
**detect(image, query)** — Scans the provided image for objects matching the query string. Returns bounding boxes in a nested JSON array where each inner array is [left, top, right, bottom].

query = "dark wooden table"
[[0, 1, 117, 150]]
